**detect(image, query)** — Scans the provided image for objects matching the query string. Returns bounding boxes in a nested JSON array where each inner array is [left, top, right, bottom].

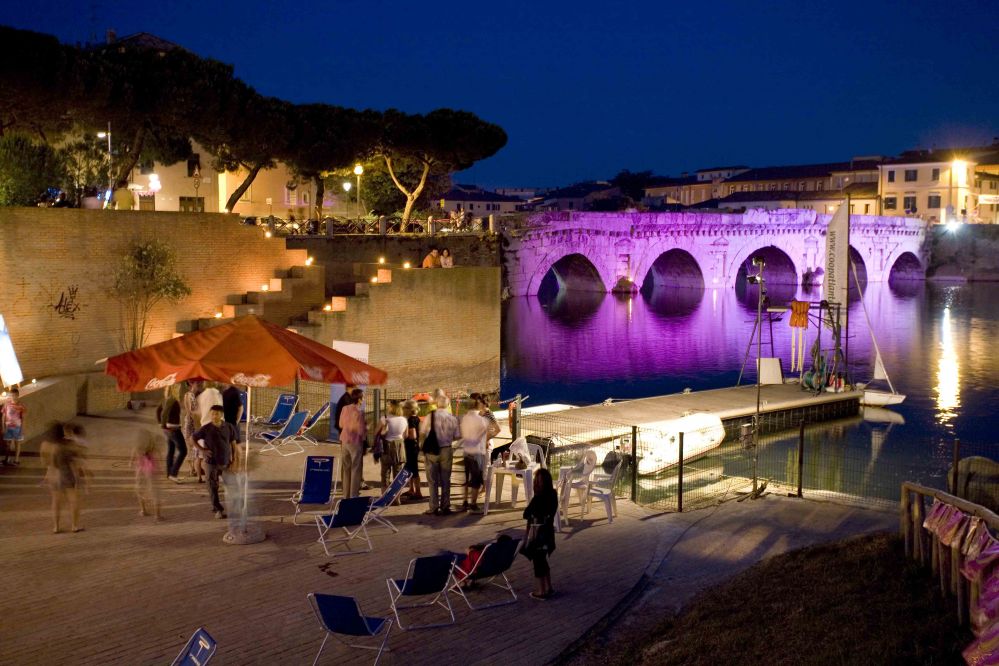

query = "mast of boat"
[[850, 260, 898, 395], [844, 194, 851, 384]]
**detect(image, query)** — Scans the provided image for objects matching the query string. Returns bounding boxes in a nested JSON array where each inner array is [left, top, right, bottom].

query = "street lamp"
[[342, 181, 352, 219], [353, 164, 364, 219], [96, 122, 112, 208]]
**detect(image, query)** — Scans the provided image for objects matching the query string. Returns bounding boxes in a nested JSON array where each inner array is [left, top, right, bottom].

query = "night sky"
[[6, 0, 999, 187]]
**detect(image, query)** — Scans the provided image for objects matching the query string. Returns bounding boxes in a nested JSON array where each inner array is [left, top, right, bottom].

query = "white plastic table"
[[483, 462, 537, 516]]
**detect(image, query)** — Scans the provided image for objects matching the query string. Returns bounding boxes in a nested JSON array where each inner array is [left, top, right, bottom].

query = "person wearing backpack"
[[419, 393, 459, 515]]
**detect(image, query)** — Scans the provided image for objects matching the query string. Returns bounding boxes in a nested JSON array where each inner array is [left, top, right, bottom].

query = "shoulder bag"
[[422, 410, 441, 455]]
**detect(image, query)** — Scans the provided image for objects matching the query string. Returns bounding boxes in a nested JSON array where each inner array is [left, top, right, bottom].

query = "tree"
[[377, 108, 506, 222], [610, 169, 657, 203], [60, 138, 108, 205], [0, 133, 65, 206], [110, 240, 191, 351], [343, 158, 451, 216]]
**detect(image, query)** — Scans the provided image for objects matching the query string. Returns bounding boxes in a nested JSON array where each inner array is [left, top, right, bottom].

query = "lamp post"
[[96, 122, 112, 208], [353, 164, 364, 219], [747, 257, 766, 495], [342, 181, 352, 219]]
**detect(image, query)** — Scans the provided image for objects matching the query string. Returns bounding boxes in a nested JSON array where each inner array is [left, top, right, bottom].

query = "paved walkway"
[[0, 408, 898, 665]]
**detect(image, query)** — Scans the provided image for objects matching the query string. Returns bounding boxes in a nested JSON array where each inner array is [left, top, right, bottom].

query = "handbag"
[[422, 410, 441, 455], [520, 518, 555, 560]]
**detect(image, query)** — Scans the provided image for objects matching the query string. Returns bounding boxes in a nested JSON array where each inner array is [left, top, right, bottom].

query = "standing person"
[[2, 387, 26, 466], [221, 383, 244, 429], [459, 400, 488, 513], [197, 382, 224, 426], [338, 389, 367, 498], [131, 428, 161, 520], [421, 247, 441, 268], [440, 248, 454, 268], [193, 405, 240, 519], [40, 423, 89, 533], [420, 393, 460, 516], [332, 384, 356, 442], [402, 400, 424, 500], [475, 392, 501, 452], [181, 380, 205, 482], [523, 467, 558, 600], [161, 384, 186, 482], [375, 400, 407, 494]]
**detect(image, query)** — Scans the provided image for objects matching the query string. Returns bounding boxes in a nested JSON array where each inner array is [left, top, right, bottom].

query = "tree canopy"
[[0, 25, 508, 213]]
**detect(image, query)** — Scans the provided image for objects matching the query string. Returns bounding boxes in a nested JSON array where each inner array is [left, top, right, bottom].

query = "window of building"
[[864, 203, 870, 214], [816, 182, 824, 191], [928, 194, 941, 209], [139, 160, 155, 175], [884, 196, 897, 210], [769, 183, 777, 191], [187, 154, 201, 177], [799, 181, 806, 191], [179, 196, 204, 213], [783, 183, 790, 190], [887, 170, 895, 183], [729, 185, 735, 194], [903, 195, 917, 212], [931, 167, 940, 181], [904, 169, 917, 182]]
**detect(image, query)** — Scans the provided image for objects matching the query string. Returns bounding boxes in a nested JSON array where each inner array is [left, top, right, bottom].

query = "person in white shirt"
[[197, 383, 224, 426], [459, 404, 489, 513], [375, 401, 408, 493]]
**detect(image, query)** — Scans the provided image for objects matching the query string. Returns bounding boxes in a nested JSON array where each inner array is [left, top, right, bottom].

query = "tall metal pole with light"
[[747, 256, 766, 495], [353, 164, 364, 219], [96, 122, 112, 208], [342, 181, 352, 219]]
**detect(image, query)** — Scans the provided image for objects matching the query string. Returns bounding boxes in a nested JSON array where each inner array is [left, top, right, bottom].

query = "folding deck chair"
[[448, 536, 521, 610], [315, 496, 375, 556], [386, 553, 459, 630], [300, 402, 331, 445], [307, 593, 392, 666], [362, 468, 412, 533], [258, 410, 310, 456], [171, 627, 216, 666], [291, 455, 338, 525], [252, 393, 298, 430]]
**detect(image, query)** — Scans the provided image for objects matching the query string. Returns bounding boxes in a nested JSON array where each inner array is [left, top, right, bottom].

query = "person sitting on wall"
[[422, 247, 441, 268], [440, 248, 454, 268]]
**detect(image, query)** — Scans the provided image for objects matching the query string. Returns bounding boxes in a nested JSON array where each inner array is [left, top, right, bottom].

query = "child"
[[2, 387, 26, 466], [131, 429, 161, 520]]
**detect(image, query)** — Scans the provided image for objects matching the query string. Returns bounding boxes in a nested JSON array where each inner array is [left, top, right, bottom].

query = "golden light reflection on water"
[[935, 307, 960, 426]]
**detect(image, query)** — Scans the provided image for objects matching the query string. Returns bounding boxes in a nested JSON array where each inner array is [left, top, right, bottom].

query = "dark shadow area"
[[888, 251, 924, 283], [537, 253, 606, 301], [641, 249, 704, 290]]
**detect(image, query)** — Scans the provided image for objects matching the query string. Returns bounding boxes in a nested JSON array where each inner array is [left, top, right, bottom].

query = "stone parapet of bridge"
[[502, 209, 927, 297]]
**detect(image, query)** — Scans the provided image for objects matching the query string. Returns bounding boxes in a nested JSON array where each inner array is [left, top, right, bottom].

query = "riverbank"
[[928, 223, 999, 282]]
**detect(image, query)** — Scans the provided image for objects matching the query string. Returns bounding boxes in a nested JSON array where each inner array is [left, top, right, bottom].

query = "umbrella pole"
[[244, 385, 251, 520]]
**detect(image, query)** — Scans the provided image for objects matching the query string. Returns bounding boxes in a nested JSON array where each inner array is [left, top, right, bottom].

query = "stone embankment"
[[927, 223, 999, 281]]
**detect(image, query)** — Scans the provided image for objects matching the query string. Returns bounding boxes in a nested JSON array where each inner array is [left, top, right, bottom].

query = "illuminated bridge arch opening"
[[641, 249, 705, 290], [537, 253, 606, 302], [889, 252, 924, 282]]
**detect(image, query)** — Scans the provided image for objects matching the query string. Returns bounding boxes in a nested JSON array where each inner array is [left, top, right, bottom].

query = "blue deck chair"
[[171, 627, 216, 666], [258, 410, 310, 456], [362, 468, 412, 533], [448, 536, 522, 610], [315, 496, 375, 556], [291, 455, 338, 525], [307, 593, 392, 666], [386, 553, 459, 630], [253, 393, 298, 430], [299, 401, 331, 445]]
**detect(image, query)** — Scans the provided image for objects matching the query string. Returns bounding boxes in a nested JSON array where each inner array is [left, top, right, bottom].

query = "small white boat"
[[593, 412, 726, 476], [851, 263, 906, 408], [859, 387, 906, 407]]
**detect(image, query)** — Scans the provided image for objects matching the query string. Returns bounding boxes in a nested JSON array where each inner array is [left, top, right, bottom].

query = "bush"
[[0, 133, 65, 206]]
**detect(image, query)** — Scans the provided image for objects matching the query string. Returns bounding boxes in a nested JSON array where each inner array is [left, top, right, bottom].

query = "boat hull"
[[862, 390, 905, 407], [591, 413, 726, 476]]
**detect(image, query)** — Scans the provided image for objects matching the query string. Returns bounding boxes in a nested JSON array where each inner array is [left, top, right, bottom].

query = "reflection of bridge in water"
[[503, 210, 927, 298]]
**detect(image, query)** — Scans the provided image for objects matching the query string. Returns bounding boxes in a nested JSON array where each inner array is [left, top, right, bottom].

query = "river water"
[[501, 281, 998, 499]]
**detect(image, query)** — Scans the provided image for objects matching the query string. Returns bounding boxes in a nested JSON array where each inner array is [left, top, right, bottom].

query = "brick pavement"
[[1, 409, 665, 665]]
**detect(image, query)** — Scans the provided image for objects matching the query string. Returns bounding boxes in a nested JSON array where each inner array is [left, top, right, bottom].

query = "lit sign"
[[980, 194, 999, 205], [0, 314, 24, 388]]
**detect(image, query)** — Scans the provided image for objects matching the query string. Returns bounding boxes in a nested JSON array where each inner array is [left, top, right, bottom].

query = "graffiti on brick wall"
[[49, 285, 85, 320]]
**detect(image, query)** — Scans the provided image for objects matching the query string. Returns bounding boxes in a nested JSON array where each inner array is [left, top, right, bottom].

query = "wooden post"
[[630, 426, 638, 503], [901, 486, 912, 558], [953, 542, 966, 623], [797, 420, 805, 498], [914, 495, 926, 564], [952, 438, 961, 497], [677, 432, 684, 513]]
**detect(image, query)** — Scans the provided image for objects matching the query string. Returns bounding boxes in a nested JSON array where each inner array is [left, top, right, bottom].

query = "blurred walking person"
[[132, 429, 161, 520], [181, 380, 205, 482], [40, 423, 89, 533], [338, 389, 367, 498], [161, 384, 186, 482]]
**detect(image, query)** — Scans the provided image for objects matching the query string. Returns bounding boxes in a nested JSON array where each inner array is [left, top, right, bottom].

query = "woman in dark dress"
[[523, 467, 558, 599], [402, 400, 424, 500]]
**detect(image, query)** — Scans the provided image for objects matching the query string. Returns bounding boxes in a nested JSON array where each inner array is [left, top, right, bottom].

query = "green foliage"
[[611, 169, 657, 202], [111, 240, 192, 351], [59, 138, 108, 203], [328, 158, 451, 216], [0, 133, 65, 206]]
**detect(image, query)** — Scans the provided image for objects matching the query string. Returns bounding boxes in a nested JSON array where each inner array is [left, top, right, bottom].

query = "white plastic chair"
[[569, 450, 598, 516], [584, 455, 625, 523], [554, 471, 573, 532]]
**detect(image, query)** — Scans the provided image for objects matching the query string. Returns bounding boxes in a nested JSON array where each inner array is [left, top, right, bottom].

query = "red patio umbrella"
[[104, 315, 387, 542], [105, 314, 386, 392]]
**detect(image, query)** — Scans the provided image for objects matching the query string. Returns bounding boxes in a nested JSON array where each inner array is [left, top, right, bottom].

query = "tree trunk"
[[115, 124, 147, 189], [225, 162, 263, 213], [384, 156, 431, 223], [314, 174, 325, 220]]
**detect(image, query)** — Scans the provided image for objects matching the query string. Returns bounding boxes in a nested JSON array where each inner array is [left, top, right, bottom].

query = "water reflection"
[[935, 305, 960, 427]]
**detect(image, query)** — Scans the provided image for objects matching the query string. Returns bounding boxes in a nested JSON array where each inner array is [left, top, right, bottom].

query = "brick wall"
[[301, 265, 501, 394], [288, 234, 501, 295], [0, 208, 313, 380]]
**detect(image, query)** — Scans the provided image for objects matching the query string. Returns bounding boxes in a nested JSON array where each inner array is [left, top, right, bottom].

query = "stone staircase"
[[286, 263, 393, 336], [175, 265, 325, 334]]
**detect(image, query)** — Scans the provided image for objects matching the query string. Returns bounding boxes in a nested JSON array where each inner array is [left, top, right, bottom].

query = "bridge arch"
[[640, 249, 704, 290], [887, 251, 923, 282], [532, 252, 609, 299], [733, 245, 798, 308]]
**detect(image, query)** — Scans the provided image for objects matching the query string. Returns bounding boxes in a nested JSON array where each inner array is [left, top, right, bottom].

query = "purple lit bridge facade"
[[503, 210, 927, 297]]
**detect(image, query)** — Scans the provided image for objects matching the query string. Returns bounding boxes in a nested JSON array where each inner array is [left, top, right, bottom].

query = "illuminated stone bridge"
[[502, 210, 927, 297]]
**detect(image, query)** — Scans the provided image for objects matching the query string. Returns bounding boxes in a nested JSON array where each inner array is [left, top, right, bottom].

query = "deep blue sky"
[[7, 0, 999, 187]]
